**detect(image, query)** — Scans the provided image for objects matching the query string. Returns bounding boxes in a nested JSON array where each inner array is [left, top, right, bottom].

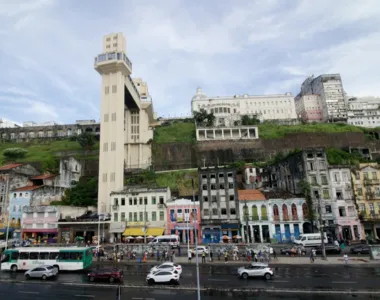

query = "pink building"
[[295, 94, 323, 122], [166, 199, 201, 244]]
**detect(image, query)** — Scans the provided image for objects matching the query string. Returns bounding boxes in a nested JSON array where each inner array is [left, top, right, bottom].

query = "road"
[[0, 282, 380, 300], [1, 264, 380, 291]]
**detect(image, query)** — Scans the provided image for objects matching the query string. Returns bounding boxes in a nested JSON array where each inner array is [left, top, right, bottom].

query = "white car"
[[238, 263, 274, 280], [146, 269, 180, 285], [25, 265, 58, 280], [150, 262, 182, 275], [192, 246, 209, 255]]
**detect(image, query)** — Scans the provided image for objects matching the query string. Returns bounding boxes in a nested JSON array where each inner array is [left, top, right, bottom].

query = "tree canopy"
[[193, 109, 215, 127], [59, 176, 98, 206], [77, 132, 96, 151], [2, 148, 28, 160]]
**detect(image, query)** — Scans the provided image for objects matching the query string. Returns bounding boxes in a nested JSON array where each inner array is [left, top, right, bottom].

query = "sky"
[[1, 0, 380, 125]]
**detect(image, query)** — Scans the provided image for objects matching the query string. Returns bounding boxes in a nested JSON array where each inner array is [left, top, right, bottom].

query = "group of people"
[[156, 249, 175, 262]]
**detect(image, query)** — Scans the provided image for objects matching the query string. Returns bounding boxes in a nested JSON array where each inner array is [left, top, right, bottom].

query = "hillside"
[[153, 121, 377, 144], [0, 139, 99, 166]]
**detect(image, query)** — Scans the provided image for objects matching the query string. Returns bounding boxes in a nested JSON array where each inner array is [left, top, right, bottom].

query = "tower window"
[[103, 142, 108, 152], [111, 113, 116, 121], [105, 86, 109, 94], [111, 142, 116, 151], [110, 172, 115, 182], [112, 85, 117, 93], [104, 114, 109, 122], [102, 173, 107, 182]]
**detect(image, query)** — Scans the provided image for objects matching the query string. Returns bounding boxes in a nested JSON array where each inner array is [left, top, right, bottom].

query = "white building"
[[109, 187, 171, 242], [191, 88, 297, 127], [0, 118, 19, 128], [94, 32, 155, 216], [238, 189, 308, 243], [328, 166, 361, 240], [298, 74, 347, 122], [294, 94, 323, 123], [346, 96, 380, 128]]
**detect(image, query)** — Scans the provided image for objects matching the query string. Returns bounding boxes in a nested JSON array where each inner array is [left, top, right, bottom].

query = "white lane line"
[[332, 281, 357, 284], [207, 279, 229, 282], [146, 298, 155, 300], [272, 280, 290, 283], [74, 295, 95, 298], [19, 291, 40, 294]]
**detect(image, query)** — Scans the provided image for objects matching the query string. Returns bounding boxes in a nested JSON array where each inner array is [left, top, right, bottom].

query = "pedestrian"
[[210, 249, 213, 262], [170, 250, 174, 262], [309, 249, 314, 263], [188, 250, 192, 263], [224, 251, 228, 263], [156, 250, 160, 262], [273, 249, 278, 261], [178, 246, 181, 257], [165, 250, 168, 261], [202, 250, 206, 263], [297, 247, 302, 257], [344, 253, 348, 265], [218, 249, 221, 261], [247, 251, 251, 262]]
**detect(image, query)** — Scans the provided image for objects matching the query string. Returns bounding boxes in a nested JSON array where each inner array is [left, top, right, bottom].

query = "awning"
[[123, 227, 145, 236], [146, 228, 165, 236], [0, 228, 15, 233]]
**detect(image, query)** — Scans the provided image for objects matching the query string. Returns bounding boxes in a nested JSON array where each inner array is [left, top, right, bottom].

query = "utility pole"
[[4, 207, 11, 250], [144, 199, 147, 244], [244, 203, 249, 244], [192, 179, 201, 300], [317, 195, 327, 260]]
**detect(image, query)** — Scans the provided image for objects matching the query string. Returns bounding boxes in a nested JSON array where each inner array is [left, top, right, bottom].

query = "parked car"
[[314, 245, 341, 255], [146, 269, 180, 285], [150, 262, 182, 275], [350, 245, 370, 255], [280, 246, 306, 256], [192, 246, 209, 256], [25, 265, 58, 280], [87, 268, 124, 283], [238, 263, 274, 280]]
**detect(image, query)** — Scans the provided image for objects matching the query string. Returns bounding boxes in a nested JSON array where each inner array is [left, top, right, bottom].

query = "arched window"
[[282, 204, 289, 221], [291, 204, 298, 220], [243, 206, 248, 220], [261, 205, 268, 220], [252, 205, 258, 220], [302, 203, 309, 218], [273, 204, 279, 221]]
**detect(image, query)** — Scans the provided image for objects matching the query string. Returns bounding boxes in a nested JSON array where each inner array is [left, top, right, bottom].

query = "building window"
[[139, 198, 143, 205], [211, 184, 216, 190], [144, 197, 148, 205], [104, 114, 109, 122], [129, 198, 132, 205], [110, 172, 115, 182], [159, 211, 164, 221], [114, 198, 118, 206], [111, 142, 116, 151], [338, 207, 346, 217], [310, 176, 317, 185], [134, 198, 137, 205], [112, 85, 117, 93], [211, 195, 217, 202], [230, 208, 236, 215], [133, 212, 137, 221], [203, 196, 208, 202], [139, 212, 143, 221], [121, 198, 125, 206], [159, 197, 164, 204], [152, 211, 156, 221], [202, 184, 207, 190], [103, 142, 108, 152], [114, 213, 118, 222], [203, 209, 209, 216], [145, 212, 148, 221], [221, 208, 227, 215], [129, 212, 132, 221], [151, 197, 156, 205], [102, 173, 107, 182], [212, 208, 218, 216], [321, 175, 328, 185], [219, 183, 225, 189], [105, 86, 109, 94], [121, 213, 125, 221], [325, 205, 332, 213], [229, 195, 234, 201], [228, 183, 234, 189], [363, 172, 369, 179], [111, 113, 116, 122], [357, 188, 363, 196], [372, 172, 377, 180]]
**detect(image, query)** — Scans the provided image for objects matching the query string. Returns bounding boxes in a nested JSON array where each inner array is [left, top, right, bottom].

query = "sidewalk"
[[95, 255, 380, 266]]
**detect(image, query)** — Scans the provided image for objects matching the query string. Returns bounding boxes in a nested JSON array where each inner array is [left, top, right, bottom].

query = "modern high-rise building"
[[346, 96, 380, 128], [298, 74, 347, 122], [94, 32, 154, 214]]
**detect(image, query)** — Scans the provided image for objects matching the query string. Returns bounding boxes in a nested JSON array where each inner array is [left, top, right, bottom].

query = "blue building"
[[8, 187, 34, 238]]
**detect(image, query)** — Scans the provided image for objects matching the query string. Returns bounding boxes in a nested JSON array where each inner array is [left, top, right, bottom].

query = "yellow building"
[[352, 163, 380, 241]]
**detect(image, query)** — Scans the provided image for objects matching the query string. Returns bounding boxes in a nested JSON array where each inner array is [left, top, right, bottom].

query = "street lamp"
[[316, 194, 327, 260], [244, 203, 249, 244]]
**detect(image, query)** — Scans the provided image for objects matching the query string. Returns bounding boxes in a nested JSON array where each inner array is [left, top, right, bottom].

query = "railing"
[[362, 213, 380, 221], [94, 52, 132, 70]]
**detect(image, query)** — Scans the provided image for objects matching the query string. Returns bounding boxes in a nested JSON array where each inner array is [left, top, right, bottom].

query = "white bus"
[[294, 233, 328, 247], [0, 247, 93, 272], [148, 235, 180, 248]]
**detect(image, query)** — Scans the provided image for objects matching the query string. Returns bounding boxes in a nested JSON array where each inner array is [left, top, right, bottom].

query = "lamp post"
[[244, 203, 249, 244], [192, 179, 201, 300], [144, 198, 147, 244], [316, 194, 327, 260]]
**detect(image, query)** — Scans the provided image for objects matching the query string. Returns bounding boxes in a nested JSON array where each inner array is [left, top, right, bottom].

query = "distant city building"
[[198, 166, 240, 243], [166, 198, 201, 244], [196, 126, 259, 141], [109, 186, 170, 243], [243, 166, 263, 188], [346, 96, 380, 128], [0, 118, 20, 128], [294, 94, 323, 123], [298, 74, 347, 122], [191, 88, 297, 127], [94, 32, 155, 218]]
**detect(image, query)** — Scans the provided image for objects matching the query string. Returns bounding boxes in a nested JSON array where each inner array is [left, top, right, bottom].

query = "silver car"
[[25, 265, 58, 280], [238, 262, 274, 280]]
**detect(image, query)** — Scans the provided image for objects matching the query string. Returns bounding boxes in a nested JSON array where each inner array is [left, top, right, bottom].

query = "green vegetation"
[[2, 148, 28, 160], [257, 122, 364, 139], [125, 169, 198, 195], [52, 176, 98, 206], [240, 115, 260, 126], [154, 122, 196, 144], [299, 179, 315, 223], [325, 148, 364, 166], [0, 139, 99, 166], [77, 132, 96, 150], [193, 109, 215, 127]]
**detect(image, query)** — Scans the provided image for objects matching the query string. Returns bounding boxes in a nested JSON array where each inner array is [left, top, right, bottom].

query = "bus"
[[0, 247, 93, 272]]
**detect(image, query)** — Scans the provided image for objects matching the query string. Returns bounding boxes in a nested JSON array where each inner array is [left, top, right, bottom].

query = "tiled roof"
[[261, 190, 297, 199], [31, 174, 56, 180], [12, 185, 43, 192], [238, 189, 266, 201], [0, 163, 23, 171]]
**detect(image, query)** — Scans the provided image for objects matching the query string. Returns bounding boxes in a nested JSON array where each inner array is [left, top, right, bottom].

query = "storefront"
[[202, 227, 221, 244], [22, 229, 58, 244], [122, 222, 165, 243]]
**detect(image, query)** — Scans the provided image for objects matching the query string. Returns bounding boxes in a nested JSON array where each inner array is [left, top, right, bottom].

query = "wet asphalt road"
[[1, 264, 380, 291], [1, 282, 380, 300]]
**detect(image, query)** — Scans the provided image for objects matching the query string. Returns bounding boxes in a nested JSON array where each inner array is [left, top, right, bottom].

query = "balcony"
[[361, 213, 380, 222], [364, 179, 380, 185], [94, 52, 132, 75], [291, 215, 299, 221]]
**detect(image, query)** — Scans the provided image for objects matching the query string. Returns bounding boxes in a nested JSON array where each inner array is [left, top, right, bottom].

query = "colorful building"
[[166, 199, 201, 244], [352, 163, 380, 241]]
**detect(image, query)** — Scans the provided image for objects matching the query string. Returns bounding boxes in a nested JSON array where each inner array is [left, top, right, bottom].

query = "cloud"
[[0, 0, 380, 123]]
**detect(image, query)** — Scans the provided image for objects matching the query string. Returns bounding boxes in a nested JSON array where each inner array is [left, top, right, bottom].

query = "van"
[[293, 233, 328, 247], [148, 235, 180, 248]]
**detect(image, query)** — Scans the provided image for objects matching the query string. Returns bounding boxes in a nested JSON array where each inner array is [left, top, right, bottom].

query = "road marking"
[[332, 281, 357, 284], [74, 295, 95, 298], [272, 280, 290, 283], [19, 291, 40, 294], [207, 279, 229, 282], [132, 298, 143, 300]]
